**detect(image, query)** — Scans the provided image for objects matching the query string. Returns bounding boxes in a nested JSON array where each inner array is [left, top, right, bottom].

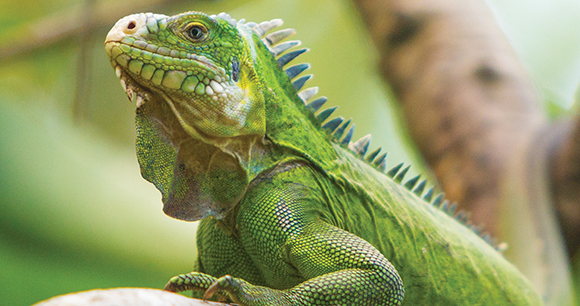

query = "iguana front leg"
[[166, 223, 404, 305], [166, 220, 404, 305], [168, 216, 266, 301], [165, 165, 404, 305]]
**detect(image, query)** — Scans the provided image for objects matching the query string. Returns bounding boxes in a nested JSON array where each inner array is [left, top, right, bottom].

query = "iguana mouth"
[[105, 37, 228, 99], [105, 39, 223, 110], [112, 64, 150, 108]]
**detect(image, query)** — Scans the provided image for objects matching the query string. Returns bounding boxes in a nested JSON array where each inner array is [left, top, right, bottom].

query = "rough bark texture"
[[352, 0, 545, 240], [34, 288, 229, 306]]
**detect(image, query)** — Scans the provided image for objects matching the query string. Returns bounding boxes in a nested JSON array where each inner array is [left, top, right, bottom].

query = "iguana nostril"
[[105, 13, 154, 44], [125, 20, 137, 33]]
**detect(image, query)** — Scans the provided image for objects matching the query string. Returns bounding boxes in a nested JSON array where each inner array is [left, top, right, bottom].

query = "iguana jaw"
[[112, 65, 148, 108]]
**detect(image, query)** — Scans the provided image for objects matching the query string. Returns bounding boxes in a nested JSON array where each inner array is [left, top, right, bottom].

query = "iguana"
[[104, 11, 544, 305]]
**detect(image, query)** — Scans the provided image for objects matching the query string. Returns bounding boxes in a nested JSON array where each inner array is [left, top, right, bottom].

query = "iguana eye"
[[185, 23, 207, 41]]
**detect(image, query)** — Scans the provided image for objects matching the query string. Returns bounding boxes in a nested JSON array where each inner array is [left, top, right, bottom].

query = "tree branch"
[[34, 288, 230, 306], [352, 0, 545, 237], [0, 0, 189, 61]]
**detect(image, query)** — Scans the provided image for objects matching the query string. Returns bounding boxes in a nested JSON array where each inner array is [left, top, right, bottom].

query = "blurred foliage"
[[0, 0, 579, 305]]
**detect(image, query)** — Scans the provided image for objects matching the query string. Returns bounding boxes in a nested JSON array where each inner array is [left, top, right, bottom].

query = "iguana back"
[[322, 146, 541, 304]]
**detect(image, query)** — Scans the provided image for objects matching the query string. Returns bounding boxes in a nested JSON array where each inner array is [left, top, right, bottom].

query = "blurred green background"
[[1, 0, 579, 305]]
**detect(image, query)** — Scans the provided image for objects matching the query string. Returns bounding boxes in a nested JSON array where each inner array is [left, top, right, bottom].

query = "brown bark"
[[352, 0, 545, 240]]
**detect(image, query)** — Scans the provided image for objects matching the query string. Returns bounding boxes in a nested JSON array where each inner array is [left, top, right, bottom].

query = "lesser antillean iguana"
[[104, 11, 544, 305]]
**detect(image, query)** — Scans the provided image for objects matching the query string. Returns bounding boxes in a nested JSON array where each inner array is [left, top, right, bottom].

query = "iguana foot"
[[165, 273, 291, 305]]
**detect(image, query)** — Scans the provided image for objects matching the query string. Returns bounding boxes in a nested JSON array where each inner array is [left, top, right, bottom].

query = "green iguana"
[[104, 11, 544, 305]]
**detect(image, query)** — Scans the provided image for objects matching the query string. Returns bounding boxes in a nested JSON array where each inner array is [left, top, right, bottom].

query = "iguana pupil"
[[186, 24, 206, 41]]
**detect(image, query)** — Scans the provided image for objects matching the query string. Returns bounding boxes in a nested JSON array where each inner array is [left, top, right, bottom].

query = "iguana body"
[[104, 11, 543, 305]]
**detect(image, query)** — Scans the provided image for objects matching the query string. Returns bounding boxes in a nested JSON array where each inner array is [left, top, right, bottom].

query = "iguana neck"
[[243, 30, 338, 172]]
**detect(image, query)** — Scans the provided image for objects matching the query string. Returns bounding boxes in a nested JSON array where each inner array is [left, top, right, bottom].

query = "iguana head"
[[105, 12, 337, 221], [105, 12, 266, 142]]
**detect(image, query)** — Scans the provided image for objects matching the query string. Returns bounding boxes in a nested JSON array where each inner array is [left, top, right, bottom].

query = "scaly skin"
[[104, 11, 544, 305]]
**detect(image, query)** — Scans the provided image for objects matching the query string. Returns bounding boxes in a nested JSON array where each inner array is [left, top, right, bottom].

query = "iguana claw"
[[203, 275, 236, 300], [163, 272, 216, 293]]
